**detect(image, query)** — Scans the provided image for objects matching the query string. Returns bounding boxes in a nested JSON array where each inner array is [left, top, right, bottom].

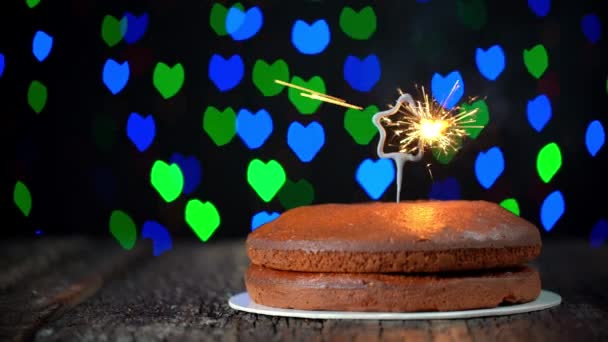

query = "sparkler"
[[373, 81, 483, 202], [275, 78, 483, 202], [274, 79, 363, 110], [384, 82, 483, 155]]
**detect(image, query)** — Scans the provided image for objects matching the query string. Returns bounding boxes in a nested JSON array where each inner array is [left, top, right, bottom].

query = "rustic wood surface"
[[1, 237, 607, 341]]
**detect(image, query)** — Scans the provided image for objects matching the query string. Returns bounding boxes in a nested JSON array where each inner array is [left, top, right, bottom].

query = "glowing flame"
[[419, 119, 449, 141], [384, 82, 483, 155]]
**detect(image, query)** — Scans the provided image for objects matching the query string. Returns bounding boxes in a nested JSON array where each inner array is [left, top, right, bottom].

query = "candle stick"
[[372, 92, 424, 203]]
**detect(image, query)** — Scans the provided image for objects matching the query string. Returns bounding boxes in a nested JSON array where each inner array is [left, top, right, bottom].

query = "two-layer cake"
[[245, 200, 542, 312]]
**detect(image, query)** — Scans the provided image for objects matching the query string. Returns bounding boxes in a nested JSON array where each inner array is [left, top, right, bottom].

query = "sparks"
[[382, 82, 484, 155]]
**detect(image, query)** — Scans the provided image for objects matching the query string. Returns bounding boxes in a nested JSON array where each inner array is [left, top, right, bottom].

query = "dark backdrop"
[[3, 1, 606, 245]]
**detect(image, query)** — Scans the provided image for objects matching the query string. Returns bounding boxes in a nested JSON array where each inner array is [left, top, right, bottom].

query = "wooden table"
[[1, 237, 607, 341]]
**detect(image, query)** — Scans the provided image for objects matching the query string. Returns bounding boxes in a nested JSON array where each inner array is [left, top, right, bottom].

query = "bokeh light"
[[536, 142, 561, 183], [344, 105, 379, 145], [428, 177, 461, 200], [236, 109, 273, 150], [355, 158, 395, 200], [287, 75, 326, 114], [589, 219, 608, 248], [185, 199, 221, 242], [474, 146, 504, 189], [278, 178, 315, 209], [500, 198, 520, 216], [150, 160, 184, 203], [528, 0, 550, 17], [142, 220, 172, 256], [123, 12, 148, 44], [5, 1, 606, 254], [26, 0, 41, 9], [153, 62, 185, 99], [291, 19, 331, 55], [287, 121, 325, 162], [251, 211, 280, 231], [252, 59, 289, 96], [208, 54, 243, 91], [169, 153, 202, 196], [343, 54, 381, 92], [540, 190, 564, 231], [32, 30, 53, 62], [209, 3, 244, 36], [461, 99, 489, 139], [27, 80, 47, 114], [247, 159, 286, 202], [126, 112, 156, 152], [226, 5, 263, 41], [203, 106, 237, 146], [102, 59, 130, 95], [585, 120, 605, 157], [0, 52, 4, 78], [339, 6, 376, 40], [523, 44, 548, 79], [581, 13, 601, 44], [109, 210, 137, 250], [14, 181, 32, 217], [431, 71, 464, 110], [433, 135, 463, 164], [475, 45, 505, 81], [101, 15, 127, 47], [527, 94, 552, 132]]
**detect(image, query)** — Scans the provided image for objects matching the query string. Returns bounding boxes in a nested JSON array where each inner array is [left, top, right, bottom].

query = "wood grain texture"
[[1, 238, 607, 341], [0, 238, 150, 342]]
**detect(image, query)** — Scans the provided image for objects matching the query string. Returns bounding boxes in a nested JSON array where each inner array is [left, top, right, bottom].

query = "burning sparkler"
[[275, 78, 483, 202], [274, 79, 363, 110], [383, 82, 483, 156]]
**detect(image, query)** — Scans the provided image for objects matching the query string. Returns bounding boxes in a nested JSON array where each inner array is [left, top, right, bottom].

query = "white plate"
[[228, 290, 561, 320]]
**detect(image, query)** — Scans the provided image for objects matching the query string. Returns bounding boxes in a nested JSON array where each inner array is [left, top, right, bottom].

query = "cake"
[[245, 200, 542, 312]]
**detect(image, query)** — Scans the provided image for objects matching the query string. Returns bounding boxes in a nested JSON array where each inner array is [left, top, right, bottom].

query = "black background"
[[2, 1, 606, 243]]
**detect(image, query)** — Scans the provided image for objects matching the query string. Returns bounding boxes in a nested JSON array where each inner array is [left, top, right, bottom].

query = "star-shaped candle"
[[276, 78, 481, 202], [373, 83, 481, 201]]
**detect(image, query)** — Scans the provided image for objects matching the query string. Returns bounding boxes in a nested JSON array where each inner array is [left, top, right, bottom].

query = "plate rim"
[[228, 290, 562, 320]]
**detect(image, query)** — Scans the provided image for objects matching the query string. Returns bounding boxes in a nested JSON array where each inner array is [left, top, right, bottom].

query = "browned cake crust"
[[247, 201, 542, 273], [246, 264, 542, 312]]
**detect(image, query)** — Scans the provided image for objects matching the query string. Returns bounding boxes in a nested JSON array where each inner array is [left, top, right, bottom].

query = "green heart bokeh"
[[247, 159, 286, 202], [461, 99, 489, 139], [252, 59, 290, 96], [209, 3, 244, 36], [109, 210, 137, 250], [500, 198, 520, 216], [101, 15, 127, 47], [523, 44, 548, 79], [14, 181, 32, 217], [185, 199, 221, 242], [150, 160, 184, 202], [278, 178, 315, 210], [153, 62, 185, 99], [433, 135, 463, 165], [28, 80, 47, 114], [344, 105, 379, 145], [26, 0, 41, 9], [339, 6, 377, 40], [537, 142, 561, 183], [203, 106, 236, 146], [287, 76, 326, 115]]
